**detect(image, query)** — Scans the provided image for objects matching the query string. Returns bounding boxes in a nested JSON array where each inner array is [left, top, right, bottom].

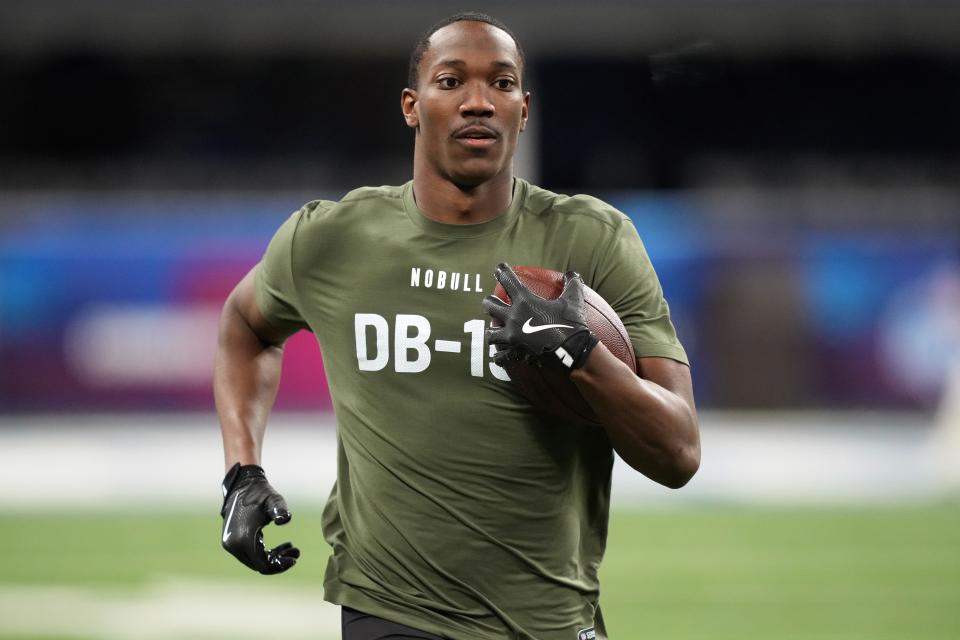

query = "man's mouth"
[[454, 126, 499, 148]]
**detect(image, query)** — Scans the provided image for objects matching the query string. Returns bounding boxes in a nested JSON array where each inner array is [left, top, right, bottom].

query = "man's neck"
[[411, 167, 514, 225]]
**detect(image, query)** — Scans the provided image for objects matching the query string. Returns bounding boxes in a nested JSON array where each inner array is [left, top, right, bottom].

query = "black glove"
[[220, 463, 300, 575], [482, 262, 599, 371]]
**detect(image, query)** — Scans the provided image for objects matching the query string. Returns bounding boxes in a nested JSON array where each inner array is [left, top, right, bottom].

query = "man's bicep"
[[636, 356, 696, 413], [227, 267, 302, 347], [594, 220, 688, 366]]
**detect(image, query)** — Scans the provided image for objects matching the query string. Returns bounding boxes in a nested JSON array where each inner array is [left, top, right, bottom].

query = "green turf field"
[[1, 504, 957, 639]]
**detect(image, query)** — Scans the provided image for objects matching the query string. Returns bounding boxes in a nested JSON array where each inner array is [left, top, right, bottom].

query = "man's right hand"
[[220, 463, 300, 574]]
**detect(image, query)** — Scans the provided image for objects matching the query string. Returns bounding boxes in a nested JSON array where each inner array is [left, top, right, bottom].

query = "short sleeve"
[[593, 218, 688, 365], [254, 208, 310, 334]]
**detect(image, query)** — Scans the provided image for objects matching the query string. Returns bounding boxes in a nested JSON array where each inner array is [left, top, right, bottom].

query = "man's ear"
[[520, 91, 530, 132], [401, 88, 419, 129]]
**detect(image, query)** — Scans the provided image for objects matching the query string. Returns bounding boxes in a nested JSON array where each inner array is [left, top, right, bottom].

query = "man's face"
[[402, 21, 529, 188]]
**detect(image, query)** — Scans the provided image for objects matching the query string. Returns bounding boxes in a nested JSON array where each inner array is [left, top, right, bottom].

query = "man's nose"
[[459, 83, 495, 118]]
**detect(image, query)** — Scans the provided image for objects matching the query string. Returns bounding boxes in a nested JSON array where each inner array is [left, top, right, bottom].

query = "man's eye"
[[495, 79, 515, 90], [438, 77, 461, 89]]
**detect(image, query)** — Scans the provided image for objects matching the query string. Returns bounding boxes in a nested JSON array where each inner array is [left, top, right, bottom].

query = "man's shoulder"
[[339, 184, 406, 205], [522, 180, 630, 231], [291, 184, 406, 226]]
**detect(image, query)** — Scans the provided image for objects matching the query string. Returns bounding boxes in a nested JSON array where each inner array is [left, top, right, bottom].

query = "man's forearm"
[[214, 299, 284, 470], [570, 345, 700, 488]]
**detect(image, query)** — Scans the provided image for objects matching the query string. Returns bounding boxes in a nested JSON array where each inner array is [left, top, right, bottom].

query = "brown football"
[[492, 266, 636, 426]]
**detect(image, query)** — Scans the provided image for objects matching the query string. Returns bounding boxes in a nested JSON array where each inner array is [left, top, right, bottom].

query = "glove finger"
[[492, 351, 512, 367], [252, 533, 270, 571], [262, 543, 300, 574], [493, 262, 526, 297], [560, 271, 585, 301], [485, 327, 510, 347], [263, 554, 297, 575], [492, 347, 523, 367], [264, 493, 292, 525], [481, 294, 510, 323], [271, 541, 301, 559]]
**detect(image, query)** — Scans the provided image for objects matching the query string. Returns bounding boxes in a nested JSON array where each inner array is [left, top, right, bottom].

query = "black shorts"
[[341, 606, 446, 640]]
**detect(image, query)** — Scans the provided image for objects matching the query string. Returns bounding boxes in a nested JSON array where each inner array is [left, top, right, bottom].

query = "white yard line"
[[0, 578, 339, 639], [0, 411, 954, 509]]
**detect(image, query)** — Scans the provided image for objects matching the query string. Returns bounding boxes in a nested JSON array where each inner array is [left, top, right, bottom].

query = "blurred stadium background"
[[1, 1, 958, 638]]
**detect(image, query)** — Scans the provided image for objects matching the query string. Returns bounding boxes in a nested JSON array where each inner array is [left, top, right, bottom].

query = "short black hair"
[[407, 12, 525, 90]]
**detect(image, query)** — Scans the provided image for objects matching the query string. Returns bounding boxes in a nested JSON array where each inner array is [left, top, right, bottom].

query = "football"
[[492, 266, 637, 426]]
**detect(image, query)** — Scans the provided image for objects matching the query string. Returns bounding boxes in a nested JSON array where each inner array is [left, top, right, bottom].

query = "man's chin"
[[447, 161, 508, 189]]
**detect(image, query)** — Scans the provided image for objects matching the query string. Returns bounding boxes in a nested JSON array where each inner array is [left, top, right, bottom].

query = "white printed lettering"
[[434, 339, 462, 353], [407, 267, 484, 294], [354, 313, 512, 380], [464, 319, 485, 377], [395, 314, 431, 373], [355, 314, 389, 371]]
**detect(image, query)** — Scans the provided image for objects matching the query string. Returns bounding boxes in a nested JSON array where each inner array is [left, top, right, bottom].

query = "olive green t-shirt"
[[255, 178, 687, 640]]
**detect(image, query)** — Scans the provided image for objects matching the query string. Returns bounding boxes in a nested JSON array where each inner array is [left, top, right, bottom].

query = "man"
[[215, 12, 700, 640]]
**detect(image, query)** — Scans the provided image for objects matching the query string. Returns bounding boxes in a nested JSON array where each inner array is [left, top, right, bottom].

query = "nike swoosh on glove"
[[220, 463, 300, 575], [482, 262, 599, 372]]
